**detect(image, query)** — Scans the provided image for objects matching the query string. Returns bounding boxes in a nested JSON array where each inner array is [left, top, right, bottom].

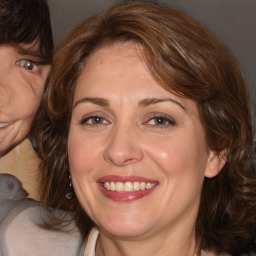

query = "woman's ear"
[[204, 150, 227, 178]]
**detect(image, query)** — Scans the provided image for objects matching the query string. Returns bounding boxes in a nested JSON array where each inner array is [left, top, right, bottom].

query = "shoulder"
[[0, 200, 84, 256], [0, 174, 84, 256], [0, 173, 30, 222], [0, 139, 41, 200]]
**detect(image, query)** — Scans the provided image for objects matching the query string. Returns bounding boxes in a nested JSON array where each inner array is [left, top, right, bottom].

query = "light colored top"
[[84, 227, 99, 256], [0, 139, 40, 200]]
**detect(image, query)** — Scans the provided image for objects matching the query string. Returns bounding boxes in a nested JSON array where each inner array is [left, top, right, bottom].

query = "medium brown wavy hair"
[[32, 1, 256, 254]]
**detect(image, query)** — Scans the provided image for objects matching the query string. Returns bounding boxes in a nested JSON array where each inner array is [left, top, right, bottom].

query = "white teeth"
[[104, 182, 110, 190], [124, 182, 133, 192], [110, 182, 116, 191], [103, 181, 156, 192], [0, 123, 9, 128], [133, 182, 140, 191], [115, 182, 124, 192], [146, 183, 153, 189]]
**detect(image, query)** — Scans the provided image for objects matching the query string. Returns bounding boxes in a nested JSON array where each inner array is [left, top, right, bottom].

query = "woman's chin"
[[98, 217, 153, 239]]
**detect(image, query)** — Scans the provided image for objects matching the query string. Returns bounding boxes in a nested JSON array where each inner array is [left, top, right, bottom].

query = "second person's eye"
[[16, 59, 39, 72]]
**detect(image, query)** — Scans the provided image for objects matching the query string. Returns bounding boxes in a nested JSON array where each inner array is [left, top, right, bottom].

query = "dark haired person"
[[0, 0, 53, 199], [1, 1, 256, 255]]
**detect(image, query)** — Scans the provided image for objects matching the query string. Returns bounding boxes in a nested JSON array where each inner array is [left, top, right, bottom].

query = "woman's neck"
[[96, 226, 198, 256]]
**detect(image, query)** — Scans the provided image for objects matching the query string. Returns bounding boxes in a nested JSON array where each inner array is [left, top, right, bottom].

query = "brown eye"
[[154, 117, 168, 125], [147, 115, 175, 127], [91, 116, 104, 124], [81, 115, 109, 125]]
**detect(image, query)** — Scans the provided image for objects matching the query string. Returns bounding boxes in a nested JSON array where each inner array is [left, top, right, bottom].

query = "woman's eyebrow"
[[73, 97, 186, 110], [138, 98, 185, 111], [73, 97, 110, 109]]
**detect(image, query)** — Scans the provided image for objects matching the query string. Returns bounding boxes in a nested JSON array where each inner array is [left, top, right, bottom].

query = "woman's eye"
[[16, 60, 39, 72], [146, 116, 175, 127], [81, 115, 109, 125]]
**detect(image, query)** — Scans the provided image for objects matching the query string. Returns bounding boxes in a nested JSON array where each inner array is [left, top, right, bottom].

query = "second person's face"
[[0, 42, 50, 156], [68, 43, 223, 241]]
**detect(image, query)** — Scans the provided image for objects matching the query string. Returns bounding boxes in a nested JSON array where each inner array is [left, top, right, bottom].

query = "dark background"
[[48, 0, 256, 103]]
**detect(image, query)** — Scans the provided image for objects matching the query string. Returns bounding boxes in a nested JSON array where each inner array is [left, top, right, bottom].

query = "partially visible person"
[[0, 0, 53, 199]]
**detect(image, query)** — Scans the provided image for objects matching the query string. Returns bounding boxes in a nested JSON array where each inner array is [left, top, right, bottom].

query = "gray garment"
[[0, 174, 84, 256]]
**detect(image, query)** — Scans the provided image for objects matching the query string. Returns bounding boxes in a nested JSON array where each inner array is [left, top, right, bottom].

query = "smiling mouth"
[[98, 176, 158, 202], [103, 181, 157, 192]]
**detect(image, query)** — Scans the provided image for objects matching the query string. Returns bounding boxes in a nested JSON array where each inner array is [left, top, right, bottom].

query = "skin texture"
[[0, 42, 50, 157], [68, 43, 226, 256]]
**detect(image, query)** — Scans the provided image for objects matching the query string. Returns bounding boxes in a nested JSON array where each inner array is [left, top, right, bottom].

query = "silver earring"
[[66, 174, 73, 200]]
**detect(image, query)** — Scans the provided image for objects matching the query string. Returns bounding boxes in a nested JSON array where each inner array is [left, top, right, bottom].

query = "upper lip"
[[97, 175, 158, 183]]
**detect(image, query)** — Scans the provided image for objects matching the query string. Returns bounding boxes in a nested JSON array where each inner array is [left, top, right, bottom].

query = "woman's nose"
[[103, 125, 143, 167]]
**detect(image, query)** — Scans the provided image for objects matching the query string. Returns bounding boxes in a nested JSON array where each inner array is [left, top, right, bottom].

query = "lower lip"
[[98, 183, 158, 202]]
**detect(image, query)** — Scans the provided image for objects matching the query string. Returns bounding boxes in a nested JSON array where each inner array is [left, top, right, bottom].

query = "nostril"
[[124, 158, 137, 164], [104, 154, 142, 167]]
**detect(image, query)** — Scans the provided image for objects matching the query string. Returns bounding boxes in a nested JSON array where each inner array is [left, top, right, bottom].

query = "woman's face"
[[68, 43, 224, 239]]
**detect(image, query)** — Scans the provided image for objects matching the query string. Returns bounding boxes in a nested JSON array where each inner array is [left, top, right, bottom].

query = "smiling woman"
[[68, 44, 220, 244], [31, 1, 256, 256]]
